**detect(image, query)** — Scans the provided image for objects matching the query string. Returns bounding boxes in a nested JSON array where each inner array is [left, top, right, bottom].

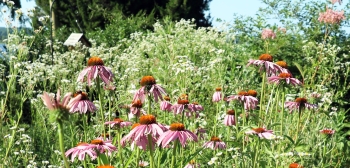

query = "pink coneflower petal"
[[202, 136, 226, 150], [121, 115, 167, 150], [157, 123, 198, 148], [65, 142, 97, 162], [133, 76, 167, 103], [41, 89, 72, 111], [77, 57, 114, 88], [246, 127, 275, 139], [224, 109, 236, 126]]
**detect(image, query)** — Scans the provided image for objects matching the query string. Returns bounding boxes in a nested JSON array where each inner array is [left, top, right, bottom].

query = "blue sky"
[[209, 0, 262, 26]]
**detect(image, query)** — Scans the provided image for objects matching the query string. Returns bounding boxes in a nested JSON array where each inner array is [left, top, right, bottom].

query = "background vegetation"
[[0, 0, 350, 167]]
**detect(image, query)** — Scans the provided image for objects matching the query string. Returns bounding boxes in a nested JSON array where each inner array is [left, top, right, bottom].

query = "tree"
[[35, 0, 212, 34]]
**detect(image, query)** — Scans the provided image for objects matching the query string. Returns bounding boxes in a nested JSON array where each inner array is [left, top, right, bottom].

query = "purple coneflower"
[[268, 72, 302, 86], [77, 56, 114, 88], [157, 123, 198, 148], [65, 142, 97, 162], [41, 89, 72, 111], [223, 109, 236, 126], [226, 91, 258, 110], [203, 136, 226, 150], [275, 61, 293, 77], [97, 165, 115, 168], [67, 91, 97, 114], [89, 138, 117, 154], [133, 76, 167, 103], [245, 127, 275, 139], [289, 163, 304, 168], [184, 160, 200, 168], [121, 115, 167, 150], [160, 96, 172, 111], [285, 97, 317, 112], [320, 128, 335, 135], [129, 99, 146, 117], [247, 53, 284, 76], [212, 87, 222, 102], [172, 95, 196, 116], [104, 118, 132, 128]]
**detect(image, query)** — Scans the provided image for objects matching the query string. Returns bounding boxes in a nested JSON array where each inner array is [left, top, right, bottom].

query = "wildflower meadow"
[[1, 0, 350, 167]]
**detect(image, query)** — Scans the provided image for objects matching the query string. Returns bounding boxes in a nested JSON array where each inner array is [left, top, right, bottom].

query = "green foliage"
[[87, 10, 154, 47], [1, 0, 350, 167]]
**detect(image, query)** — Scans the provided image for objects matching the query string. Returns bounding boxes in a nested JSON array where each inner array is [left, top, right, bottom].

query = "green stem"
[[295, 108, 302, 141], [253, 139, 261, 168], [148, 134, 155, 168], [242, 105, 246, 128], [171, 140, 179, 168], [214, 102, 219, 136], [259, 72, 266, 126], [57, 121, 70, 168], [280, 90, 285, 135], [135, 147, 140, 168], [148, 94, 152, 115], [117, 130, 123, 166], [96, 77, 105, 136]]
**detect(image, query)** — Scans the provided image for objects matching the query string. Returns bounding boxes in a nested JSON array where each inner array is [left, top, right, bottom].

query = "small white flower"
[[42, 160, 49, 164], [227, 147, 234, 152], [17, 128, 25, 132], [208, 160, 215, 165], [216, 152, 223, 156]]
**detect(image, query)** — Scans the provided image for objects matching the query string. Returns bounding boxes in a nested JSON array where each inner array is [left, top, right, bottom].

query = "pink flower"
[[212, 87, 222, 102], [247, 54, 284, 76], [189, 102, 203, 112], [245, 127, 275, 139], [268, 73, 302, 86], [275, 61, 293, 77], [223, 109, 236, 126], [285, 98, 317, 112], [320, 128, 335, 135], [77, 56, 114, 88], [104, 118, 132, 128], [160, 96, 172, 111], [65, 142, 97, 162], [318, 9, 345, 24], [157, 123, 198, 148], [67, 91, 97, 114], [133, 76, 167, 103], [184, 160, 200, 168], [172, 97, 196, 116], [129, 99, 146, 118], [261, 28, 276, 39], [121, 115, 167, 150], [330, 0, 342, 5], [202, 136, 226, 150], [226, 91, 258, 110], [89, 138, 117, 154], [41, 89, 72, 111]]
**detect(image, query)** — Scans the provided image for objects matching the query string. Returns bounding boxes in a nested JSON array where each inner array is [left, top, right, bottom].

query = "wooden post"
[[50, 0, 56, 37]]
